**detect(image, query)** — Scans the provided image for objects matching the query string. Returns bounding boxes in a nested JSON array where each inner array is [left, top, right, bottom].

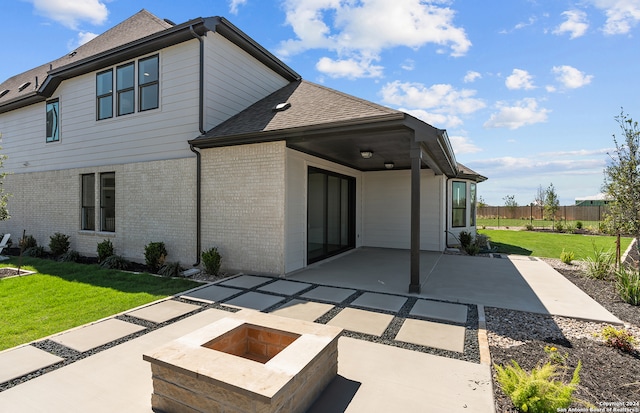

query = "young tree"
[[477, 195, 487, 208], [503, 195, 518, 218], [603, 110, 640, 246], [544, 183, 559, 222], [534, 184, 547, 220]]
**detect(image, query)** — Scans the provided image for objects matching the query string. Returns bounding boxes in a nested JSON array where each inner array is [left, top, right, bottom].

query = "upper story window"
[[116, 63, 134, 116], [96, 54, 158, 120], [96, 69, 113, 120], [452, 181, 467, 228], [46, 99, 60, 142], [138, 55, 159, 111]]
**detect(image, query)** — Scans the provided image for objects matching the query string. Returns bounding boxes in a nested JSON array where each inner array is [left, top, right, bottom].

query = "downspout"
[[189, 25, 205, 266]]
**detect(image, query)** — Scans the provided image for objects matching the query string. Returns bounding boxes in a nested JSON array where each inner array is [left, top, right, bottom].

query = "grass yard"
[[0, 257, 201, 351], [477, 218, 601, 230], [478, 229, 632, 260]]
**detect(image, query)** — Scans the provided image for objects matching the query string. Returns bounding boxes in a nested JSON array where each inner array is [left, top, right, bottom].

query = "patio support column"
[[409, 144, 422, 293]]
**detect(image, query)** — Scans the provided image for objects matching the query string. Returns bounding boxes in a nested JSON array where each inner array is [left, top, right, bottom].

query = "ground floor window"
[[307, 167, 355, 264], [470, 183, 477, 227], [452, 181, 467, 227], [100, 172, 115, 232], [81, 174, 95, 230]]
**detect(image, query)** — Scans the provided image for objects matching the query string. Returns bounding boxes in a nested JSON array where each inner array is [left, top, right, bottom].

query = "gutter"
[[188, 25, 205, 267]]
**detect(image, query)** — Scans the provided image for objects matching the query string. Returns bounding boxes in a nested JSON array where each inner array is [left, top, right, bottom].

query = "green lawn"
[[478, 229, 632, 260], [477, 218, 601, 230], [0, 257, 201, 351]]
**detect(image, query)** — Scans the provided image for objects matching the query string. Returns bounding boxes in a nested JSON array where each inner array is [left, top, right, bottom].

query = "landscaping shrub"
[[144, 242, 167, 272], [555, 222, 564, 233], [19, 235, 37, 251], [494, 359, 582, 413], [576, 221, 583, 230], [615, 266, 640, 306], [59, 250, 81, 263], [560, 249, 575, 265], [600, 326, 636, 353], [49, 232, 70, 256], [97, 239, 114, 263], [525, 224, 534, 231], [585, 243, 613, 280], [99, 255, 130, 270], [202, 247, 222, 275], [158, 262, 183, 278], [458, 231, 472, 250], [23, 246, 46, 258]]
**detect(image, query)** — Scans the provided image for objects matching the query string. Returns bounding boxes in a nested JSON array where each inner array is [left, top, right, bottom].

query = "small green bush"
[[144, 242, 167, 272], [23, 246, 46, 258], [97, 239, 114, 263], [99, 255, 130, 270], [576, 221, 583, 230], [19, 235, 37, 251], [525, 224, 534, 231], [585, 243, 613, 280], [59, 250, 81, 263], [49, 232, 70, 256], [202, 247, 222, 275], [600, 326, 636, 353], [560, 249, 575, 265], [615, 266, 640, 306], [495, 360, 581, 413], [458, 231, 472, 249], [555, 222, 564, 232], [158, 262, 183, 278]]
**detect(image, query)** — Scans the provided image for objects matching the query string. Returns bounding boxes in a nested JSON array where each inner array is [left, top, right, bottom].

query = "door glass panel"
[[307, 171, 325, 262]]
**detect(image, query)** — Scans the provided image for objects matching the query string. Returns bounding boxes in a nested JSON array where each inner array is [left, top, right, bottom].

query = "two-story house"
[[0, 10, 485, 292]]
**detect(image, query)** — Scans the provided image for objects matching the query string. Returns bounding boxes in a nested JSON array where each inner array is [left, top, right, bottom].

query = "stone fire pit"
[[143, 309, 343, 413]]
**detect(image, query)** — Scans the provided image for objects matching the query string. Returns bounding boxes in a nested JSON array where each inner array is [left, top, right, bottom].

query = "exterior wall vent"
[[0, 89, 9, 98], [18, 82, 31, 92], [272, 102, 291, 112]]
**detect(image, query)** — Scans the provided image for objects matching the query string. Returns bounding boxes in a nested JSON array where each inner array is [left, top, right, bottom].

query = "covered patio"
[[288, 247, 621, 324]]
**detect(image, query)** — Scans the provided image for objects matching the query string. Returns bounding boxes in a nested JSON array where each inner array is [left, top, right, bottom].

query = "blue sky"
[[2, 0, 639, 205]]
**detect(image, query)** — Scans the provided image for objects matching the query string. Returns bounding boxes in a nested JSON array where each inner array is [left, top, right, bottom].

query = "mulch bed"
[[490, 260, 640, 411], [0, 267, 32, 279]]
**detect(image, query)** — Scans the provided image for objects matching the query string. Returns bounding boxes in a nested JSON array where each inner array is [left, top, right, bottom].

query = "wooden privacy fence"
[[478, 205, 610, 222]]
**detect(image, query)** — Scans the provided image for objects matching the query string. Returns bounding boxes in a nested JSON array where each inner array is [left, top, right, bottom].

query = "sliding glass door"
[[307, 167, 355, 264]]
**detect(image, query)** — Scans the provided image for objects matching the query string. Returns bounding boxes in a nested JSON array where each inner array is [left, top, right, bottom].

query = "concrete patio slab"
[[395, 319, 466, 353], [410, 299, 468, 324], [300, 286, 357, 303], [126, 300, 201, 324], [310, 337, 493, 413], [50, 319, 146, 352], [350, 292, 407, 312], [327, 308, 394, 336], [223, 291, 286, 311], [180, 285, 242, 303], [257, 279, 311, 295], [269, 299, 334, 322], [218, 275, 272, 289], [0, 346, 64, 384]]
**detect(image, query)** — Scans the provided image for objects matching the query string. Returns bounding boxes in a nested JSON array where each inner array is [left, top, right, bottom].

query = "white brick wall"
[[1, 158, 197, 265], [200, 141, 286, 275]]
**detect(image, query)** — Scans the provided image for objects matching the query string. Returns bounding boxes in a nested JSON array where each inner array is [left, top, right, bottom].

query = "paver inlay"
[[258, 280, 311, 295], [219, 275, 272, 289], [301, 286, 356, 303], [327, 308, 394, 336], [0, 346, 64, 384], [50, 319, 146, 352], [269, 299, 334, 322], [181, 285, 242, 303], [127, 300, 201, 323], [350, 292, 407, 312], [395, 319, 466, 353], [223, 292, 286, 311], [410, 299, 468, 324]]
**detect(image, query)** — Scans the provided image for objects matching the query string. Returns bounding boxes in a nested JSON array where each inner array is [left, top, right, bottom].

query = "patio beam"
[[409, 143, 422, 293]]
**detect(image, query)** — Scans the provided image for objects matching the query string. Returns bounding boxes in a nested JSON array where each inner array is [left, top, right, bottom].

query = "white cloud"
[[316, 56, 383, 79], [545, 85, 557, 93], [470, 156, 605, 175], [499, 16, 537, 34], [589, 0, 640, 34], [381, 81, 486, 114], [27, 0, 108, 30], [484, 98, 550, 129], [67, 31, 98, 50], [401, 59, 415, 71], [229, 0, 247, 14], [552, 65, 594, 88], [505, 69, 536, 90], [464, 70, 482, 83], [278, 0, 471, 78], [553, 10, 589, 38], [449, 135, 482, 154], [400, 108, 463, 128]]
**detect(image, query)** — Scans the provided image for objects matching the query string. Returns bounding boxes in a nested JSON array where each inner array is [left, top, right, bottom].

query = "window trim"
[[100, 172, 116, 232], [45, 98, 60, 143], [470, 183, 477, 227], [81, 174, 96, 231]]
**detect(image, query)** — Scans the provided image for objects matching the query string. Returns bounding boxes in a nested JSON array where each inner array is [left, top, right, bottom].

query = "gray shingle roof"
[[199, 80, 402, 140], [0, 10, 171, 106]]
